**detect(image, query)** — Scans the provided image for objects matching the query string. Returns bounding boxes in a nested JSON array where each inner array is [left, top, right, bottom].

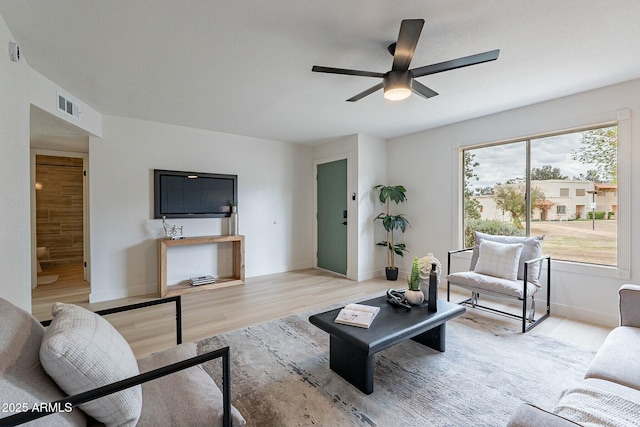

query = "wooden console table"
[[158, 235, 245, 297]]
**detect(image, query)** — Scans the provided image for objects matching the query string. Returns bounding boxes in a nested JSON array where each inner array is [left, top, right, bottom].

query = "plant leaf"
[[374, 185, 408, 205]]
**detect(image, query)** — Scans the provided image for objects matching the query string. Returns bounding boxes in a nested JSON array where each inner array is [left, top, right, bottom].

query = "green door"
[[317, 159, 348, 275]]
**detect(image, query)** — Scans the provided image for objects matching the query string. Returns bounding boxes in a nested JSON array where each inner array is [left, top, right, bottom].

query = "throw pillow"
[[470, 231, 544, 283], [137, 342, 247, 427], [40, 302, 142, 427], [474, 240, 523, 281]]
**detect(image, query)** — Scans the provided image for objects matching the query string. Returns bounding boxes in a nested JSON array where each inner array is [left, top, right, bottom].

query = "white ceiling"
[[2, 0, 640, 144]]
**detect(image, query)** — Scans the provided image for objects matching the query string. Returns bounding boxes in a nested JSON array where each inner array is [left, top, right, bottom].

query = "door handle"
[[341, 221, 347, 225]]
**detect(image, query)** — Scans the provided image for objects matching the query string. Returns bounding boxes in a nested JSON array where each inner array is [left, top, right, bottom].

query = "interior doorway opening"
[[31, 151, 90, 319]]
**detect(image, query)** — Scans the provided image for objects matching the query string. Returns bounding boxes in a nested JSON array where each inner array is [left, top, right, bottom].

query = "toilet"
[[36, 246, 47, 273]]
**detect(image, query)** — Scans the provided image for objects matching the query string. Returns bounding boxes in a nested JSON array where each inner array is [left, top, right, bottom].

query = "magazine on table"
[[334, 303, 380, 328]]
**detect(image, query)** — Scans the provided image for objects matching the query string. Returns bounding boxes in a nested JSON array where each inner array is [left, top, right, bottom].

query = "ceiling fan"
[[312, 19, 500, 102]]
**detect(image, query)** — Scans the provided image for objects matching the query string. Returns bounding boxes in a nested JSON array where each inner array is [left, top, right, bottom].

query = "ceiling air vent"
[[57, 92, 81, 120]]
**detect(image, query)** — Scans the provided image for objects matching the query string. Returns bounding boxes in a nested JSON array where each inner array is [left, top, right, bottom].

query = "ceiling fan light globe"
[[384, 86, 412, 101], [383, 70, 412, 101]]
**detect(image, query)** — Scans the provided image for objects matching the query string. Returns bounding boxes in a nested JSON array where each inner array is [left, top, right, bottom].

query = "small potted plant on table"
[[374, 184, 409, 281], [405, 256, 424, 305]]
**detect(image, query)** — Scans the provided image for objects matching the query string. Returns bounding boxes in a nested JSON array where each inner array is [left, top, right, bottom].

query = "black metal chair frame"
[[447, 248, 551, 333], [1, 296, 232, 427]]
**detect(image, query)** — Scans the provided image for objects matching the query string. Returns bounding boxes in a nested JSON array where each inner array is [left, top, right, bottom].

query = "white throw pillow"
[[470, 232, 544, 284], [474, 240, 523, 281], [40, 302, 142, 427]]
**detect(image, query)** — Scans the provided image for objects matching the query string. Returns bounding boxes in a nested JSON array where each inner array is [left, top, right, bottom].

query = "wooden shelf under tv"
[[158, 235, 245, 298]]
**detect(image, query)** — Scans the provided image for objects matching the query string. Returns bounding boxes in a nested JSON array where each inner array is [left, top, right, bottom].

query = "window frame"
[[455, 109, 630, 280]]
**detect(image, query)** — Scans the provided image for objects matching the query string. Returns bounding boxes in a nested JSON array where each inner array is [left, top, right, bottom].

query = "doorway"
[[316, 158, 348, 276], [31, 151, 90, 318]]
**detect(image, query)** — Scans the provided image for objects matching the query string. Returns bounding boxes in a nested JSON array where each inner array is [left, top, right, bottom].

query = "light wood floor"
[[32, 267, 613, 358], [32, 264, 90, 319]]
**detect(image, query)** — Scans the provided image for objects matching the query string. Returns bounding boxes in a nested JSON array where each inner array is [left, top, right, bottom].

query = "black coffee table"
[[309, 296, 465, 394]]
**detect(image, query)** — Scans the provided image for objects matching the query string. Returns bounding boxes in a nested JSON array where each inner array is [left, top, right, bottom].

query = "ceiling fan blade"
[[411, 80, 439, 99], [410, 49, 500, 78], [312, 65, 384, 78], [346, 82, 384, 102], [392, 19, 424, 72]]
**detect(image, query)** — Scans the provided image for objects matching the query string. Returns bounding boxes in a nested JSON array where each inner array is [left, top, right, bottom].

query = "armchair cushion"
[[446, 271, 540, 299], [137, 342, 246, 427], [0, 298, 87, 426], [470, 232, 544, 284], [474, 240, 523, 281], [40, 302, 142, 426]]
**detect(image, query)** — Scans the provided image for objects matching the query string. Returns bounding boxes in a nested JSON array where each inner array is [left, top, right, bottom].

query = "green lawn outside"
[[530, 220, 617, 266]]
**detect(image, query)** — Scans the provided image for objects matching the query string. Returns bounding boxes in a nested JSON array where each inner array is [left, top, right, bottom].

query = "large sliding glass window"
[[463, 125, 618, 267]]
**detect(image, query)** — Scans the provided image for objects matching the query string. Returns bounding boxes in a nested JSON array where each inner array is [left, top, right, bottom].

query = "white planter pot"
[[405, 289, 424, 305]]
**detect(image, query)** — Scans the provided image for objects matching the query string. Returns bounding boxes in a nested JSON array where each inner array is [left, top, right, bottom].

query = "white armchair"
[[446, 232, 551, 333]]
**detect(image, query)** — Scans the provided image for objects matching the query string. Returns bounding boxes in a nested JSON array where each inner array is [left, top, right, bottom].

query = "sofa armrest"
[[507, 403, 581, 427], [619, 284, 640, 327], [0, 346, 232, 427]]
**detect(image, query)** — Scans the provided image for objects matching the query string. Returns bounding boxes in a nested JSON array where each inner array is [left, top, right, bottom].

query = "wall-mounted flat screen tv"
[[153, 169, 237, 219]]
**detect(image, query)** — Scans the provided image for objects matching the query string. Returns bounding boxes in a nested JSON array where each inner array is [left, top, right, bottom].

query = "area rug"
[[197, 303, 596, 426]]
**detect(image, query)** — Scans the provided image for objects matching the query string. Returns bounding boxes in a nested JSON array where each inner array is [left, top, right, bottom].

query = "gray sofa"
[[508, 284, 640, 426]]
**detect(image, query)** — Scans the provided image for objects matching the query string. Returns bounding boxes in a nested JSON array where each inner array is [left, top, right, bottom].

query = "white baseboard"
[[551, 302, 618, 328], [90, 263, 316, 303], [446, 285, 618, 328], [357, 268, 383, 281], [89, 282, 154, 303]]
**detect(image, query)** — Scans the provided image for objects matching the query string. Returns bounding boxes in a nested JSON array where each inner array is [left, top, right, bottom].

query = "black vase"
[[385, 267, 399, 281], [428, 262, 438, 312]]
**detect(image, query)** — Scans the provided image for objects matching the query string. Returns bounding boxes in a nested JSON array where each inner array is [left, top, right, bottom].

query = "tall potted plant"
[[374, 184, 409, 280]]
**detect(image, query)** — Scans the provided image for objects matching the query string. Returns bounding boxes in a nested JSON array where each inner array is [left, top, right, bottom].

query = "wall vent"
[[57, 92, 81, 120]]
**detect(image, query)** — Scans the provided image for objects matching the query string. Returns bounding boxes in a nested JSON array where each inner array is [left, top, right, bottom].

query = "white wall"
[[0, 13, 31, 310], [89, 115, 314, 302], [357, 134, 387, 280], [387, 79, 640, 326]]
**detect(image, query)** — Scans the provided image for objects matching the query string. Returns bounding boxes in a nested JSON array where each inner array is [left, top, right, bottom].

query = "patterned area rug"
[[198, 303, 595, 426]]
